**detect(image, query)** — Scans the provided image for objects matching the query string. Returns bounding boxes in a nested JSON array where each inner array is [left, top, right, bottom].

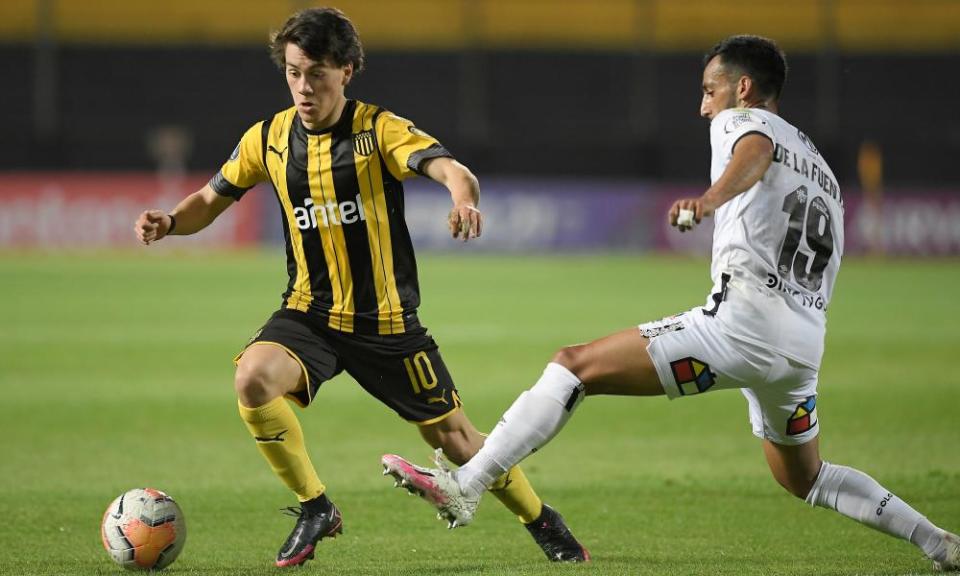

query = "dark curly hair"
[[703, 35, 787, 101], [269, 7, 365, 74]]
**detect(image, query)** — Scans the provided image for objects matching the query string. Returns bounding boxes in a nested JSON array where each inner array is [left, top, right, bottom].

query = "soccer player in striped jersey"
[[382, 35, 959, 571], [134, 7, 586, 567]]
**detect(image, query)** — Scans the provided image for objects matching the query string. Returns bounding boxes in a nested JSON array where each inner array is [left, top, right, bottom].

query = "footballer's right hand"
[[668, 197, 714, 233], [135, 210, 173, 245]]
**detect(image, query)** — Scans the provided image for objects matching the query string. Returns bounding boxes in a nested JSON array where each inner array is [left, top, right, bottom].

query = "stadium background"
[[1, 2, 959, 575], [3, 0, 960, 253]]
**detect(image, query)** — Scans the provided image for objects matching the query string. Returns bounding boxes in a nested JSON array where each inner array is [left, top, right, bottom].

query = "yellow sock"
[[489, 465, 543, 524], [238, 397, 325, 502]]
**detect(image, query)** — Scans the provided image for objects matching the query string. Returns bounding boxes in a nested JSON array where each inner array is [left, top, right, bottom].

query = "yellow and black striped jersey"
[[209, 100, 452, 335]]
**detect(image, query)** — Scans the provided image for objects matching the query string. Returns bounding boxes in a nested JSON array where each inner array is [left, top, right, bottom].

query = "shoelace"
[[432, 447, 451, 472]]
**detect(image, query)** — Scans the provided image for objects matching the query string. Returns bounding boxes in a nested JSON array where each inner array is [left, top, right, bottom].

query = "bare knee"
[[552, 344, 613, 395], [234, 361, 286, 408], [551, 345, 587, 377]]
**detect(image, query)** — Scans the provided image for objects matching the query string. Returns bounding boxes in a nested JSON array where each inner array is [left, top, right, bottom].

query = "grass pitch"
[[1, 251, 958, 575]]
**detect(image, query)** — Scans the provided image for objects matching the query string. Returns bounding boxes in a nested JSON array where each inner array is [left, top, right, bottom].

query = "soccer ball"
[[101, 488, 187, 571]]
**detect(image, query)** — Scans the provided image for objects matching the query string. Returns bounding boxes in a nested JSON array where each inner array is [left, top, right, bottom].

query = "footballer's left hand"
[[449, 203, 482, 241]]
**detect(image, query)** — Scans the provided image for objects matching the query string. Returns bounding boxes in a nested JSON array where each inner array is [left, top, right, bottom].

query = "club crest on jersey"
[[228, 142, 241, 162], [786, 395, 817, 435], [354, 130, 375, 156], [669, 357, 715, 396]]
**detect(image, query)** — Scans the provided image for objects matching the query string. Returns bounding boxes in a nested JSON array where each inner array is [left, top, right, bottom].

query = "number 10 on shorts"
[[404, 351, 438, 394]]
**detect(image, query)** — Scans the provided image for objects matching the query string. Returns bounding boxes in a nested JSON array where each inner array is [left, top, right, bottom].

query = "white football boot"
[[934, 531, 960, 572], [381, 448, 480, 528]]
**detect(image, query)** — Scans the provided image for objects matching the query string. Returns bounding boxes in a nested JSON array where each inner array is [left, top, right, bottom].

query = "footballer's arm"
[[423, 157, 483, 241], [135, 184, 235, 245], [669, 133, 774, 227]]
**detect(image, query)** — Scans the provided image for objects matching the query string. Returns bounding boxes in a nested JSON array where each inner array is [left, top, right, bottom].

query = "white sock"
[[806, 461, 947, 561], [456, 362, 585, 496]]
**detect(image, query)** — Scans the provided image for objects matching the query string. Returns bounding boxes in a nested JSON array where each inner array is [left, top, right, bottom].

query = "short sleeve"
[[710, 108, 775, 158], [209, 121, 267, 200], [375, 112, 453, 181]]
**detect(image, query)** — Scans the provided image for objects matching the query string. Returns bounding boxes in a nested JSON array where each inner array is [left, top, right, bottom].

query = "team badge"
[[669, 357, 715, 396], [228, 142, 241, 162], [353, 130, 375, 156], [786, 395, 817, 435]]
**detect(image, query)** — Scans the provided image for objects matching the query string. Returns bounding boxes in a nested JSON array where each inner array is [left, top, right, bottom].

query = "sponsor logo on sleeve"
[[408, 125, 430, 138], [723, 110, 764, 134]]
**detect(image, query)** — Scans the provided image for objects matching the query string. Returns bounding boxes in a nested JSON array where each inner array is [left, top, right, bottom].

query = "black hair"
[[703, 35, 787, 101], [269, 7, 365, 74]]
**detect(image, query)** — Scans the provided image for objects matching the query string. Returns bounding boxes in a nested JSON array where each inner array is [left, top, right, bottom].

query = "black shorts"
[[235, 309, 462, 424]]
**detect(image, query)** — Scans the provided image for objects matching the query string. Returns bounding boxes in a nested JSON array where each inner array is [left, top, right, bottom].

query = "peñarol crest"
[[354, 130, 375, 156]]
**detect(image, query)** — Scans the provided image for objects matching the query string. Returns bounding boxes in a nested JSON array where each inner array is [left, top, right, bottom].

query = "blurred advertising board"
[[3, 173, 959, 255], [0, 173, 261, 248], [396, 180, 960, 256]]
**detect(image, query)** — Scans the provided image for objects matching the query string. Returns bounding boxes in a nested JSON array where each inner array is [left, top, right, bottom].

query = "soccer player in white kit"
[[381, 35, 959, 570]]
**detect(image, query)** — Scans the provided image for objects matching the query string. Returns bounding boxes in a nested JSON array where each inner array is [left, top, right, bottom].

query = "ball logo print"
[[101, 488, 186, 571]]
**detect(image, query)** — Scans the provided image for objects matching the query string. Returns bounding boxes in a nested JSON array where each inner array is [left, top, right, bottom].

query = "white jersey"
[[706, 108, 844, 369]]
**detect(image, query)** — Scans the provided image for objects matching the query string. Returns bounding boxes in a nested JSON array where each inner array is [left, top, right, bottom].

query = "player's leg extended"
[[419, 411, 541, 522], [415, 409, 589, 561], [765, 436, 959, 570], [454, 327, 662, 495]]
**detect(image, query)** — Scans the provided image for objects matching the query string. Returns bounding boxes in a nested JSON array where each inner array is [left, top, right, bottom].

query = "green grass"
[[1, 251, 958, 575]]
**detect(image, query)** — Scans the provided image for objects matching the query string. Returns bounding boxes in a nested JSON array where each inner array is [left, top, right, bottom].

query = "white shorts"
[[641, 307, 820, 446]]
